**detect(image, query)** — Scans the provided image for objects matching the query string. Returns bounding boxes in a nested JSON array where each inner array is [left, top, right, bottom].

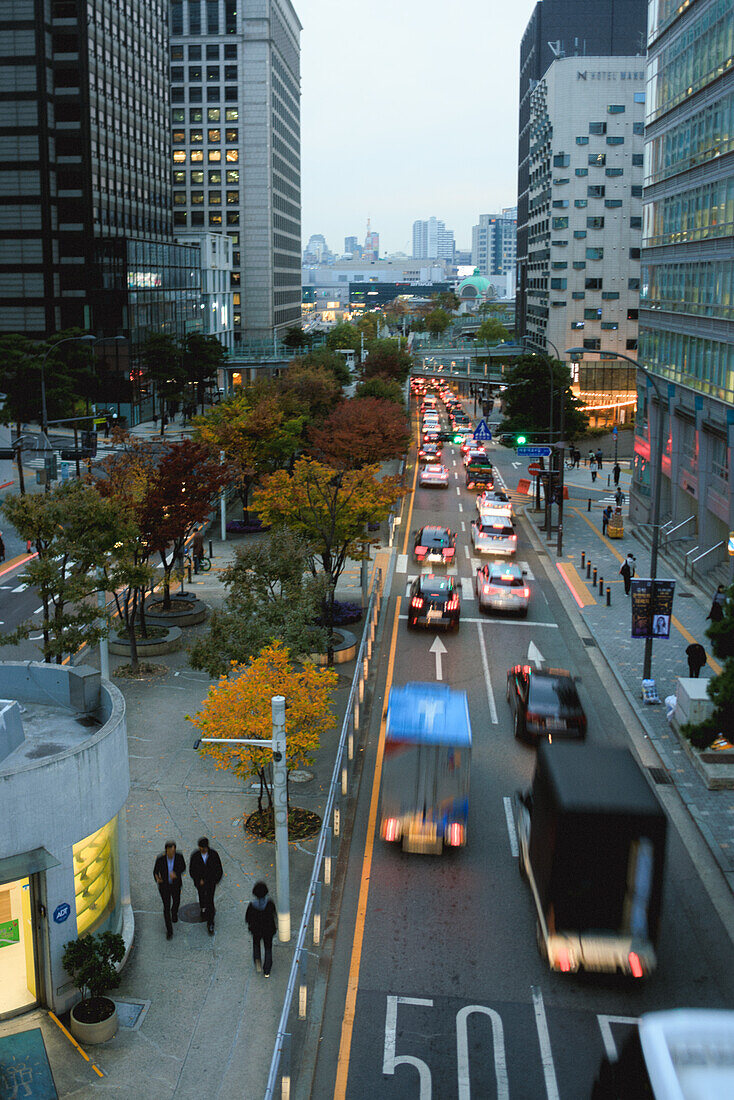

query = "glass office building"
[[635, 0, 734, 570]]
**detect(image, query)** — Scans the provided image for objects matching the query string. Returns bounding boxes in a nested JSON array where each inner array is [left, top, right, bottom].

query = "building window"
[[225, 128, 238, 142], [605, 199, 623, 208], [585, 278, 602, 290], [552, 239, 568, 247], [576, 136, 589, 145], [606, 167, 623, 177], [634, 92, 645, 103], [208, 170, 221, 184], [553, 154, 570, 167], [583, 338, 601, 350], [172, 109, 185, 124], [552, 217, 568, 229], [550, 278, 567, 289], [589, 122, 607, 135], [226, 0, 236, 33], [173, 150, 186, 163], [191, 210, 205, 225], [586, 247, 604, 260], [190, 88, 202, 103], [574, 230, 587, 238], [572, 292, 585, 300], [189, 66, 202, 82], [173, 170, 186, 184], [633, 122, 644, 135], [208, 128, 221, 143], [629, 248, 641, 259], [208, 149, 222, 162], [627, 308, 639, 320], [601, 322, 619, 330], [172, 130, 185, 144], [191, 191, 204, 204], [584, 308, 602, 320], [190, 129, 203, 143], [207, 65, 220, 82], [602, 291, 620, 300], [574, 200, 588, 208], [225, 65, 237, 81], [552, 200, 569, 209], [191, 170, 204, 183], [207, 108, 221, 123], [226, 169, 239, 183], [209, 212, 223, 226], [571, 321, 585, 329], [225, 87, 238, 101], [207, 0, 219, 33], [226, 190, 238, 204], [171, 45, 184, 61], [572, 261, 587, 270], [587, 185, 605, 198], [207, 44, 220, 59], [189, 0, 201, 33], [207, 87, 220, 102], [554, 177, 570, 185], [551, 261, 568, 270], [225, 149, 238, 162], [225, 108, 239, 121], [628, 278, 640, 290], [190, 108, 203, 123], [171, 88, 184, 103], [171, 66, 184, 82], [209, 191, 222, 204], [588, 153, 606, 166], [587, 217, 604, 229], [608, 104, 625, 114], [632, 154, 643, 166], [631, 185, 643, 197], [173, 191, 187, 205], [227, 211, 240, 225], [191, 150, 204, 163], [607, 136, 624, 145], [189, 45, 202, 60], [626, 339, 638, 350], [630, 216, 642, 229]]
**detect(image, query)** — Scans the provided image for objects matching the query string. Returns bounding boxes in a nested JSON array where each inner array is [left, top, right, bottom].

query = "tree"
[[62, 932, 125, 1005], [282, 325, 312, 351], [181, 333, 226, 413], [361, 338, 413, 383], [476, 318, 510, 344], [254, 458, 405, 661], [307, 397, 410, 469], [0, 333, 79, 433], [424, 308, 452, 337], [188, 641, 338, 820], [140, 333, 185, 430], [142, 440, 227, 609], [0, 482, 130, 663], [355, 376, 405, 405], [287, 346, 350, 388], [356, 312, 379, 341], [499, 353, 588, 440], [195, 389, 304, 522], [326, 321, 361, 351], [434, 290, 460, 313], [684, 583, 734, 749], [189, 531, 327, 677]]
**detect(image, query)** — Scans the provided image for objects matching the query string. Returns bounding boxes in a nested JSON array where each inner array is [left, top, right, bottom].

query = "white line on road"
[[458, 502, 463, 512], [455, 486, 460, 495], [460, 521, 466, 531], [476, 620, 498, 724], [512, 461, 521, 468], [34, 607, 44, 615], [12, 585, 26, 593], [463, 544, 470, 559], [503, 796, 519, 857], [532, 987, 560, 1100], [597, 1015, 639, 1062], [460, 577, 475, 603], [396, 553, 407, 574]]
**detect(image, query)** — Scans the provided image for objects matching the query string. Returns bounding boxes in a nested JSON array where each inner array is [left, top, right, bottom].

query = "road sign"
[[517, 445, 551, 458], [612, 426, 618, 436], [527, 461, 543, 477], [473, 418, 492, 442]]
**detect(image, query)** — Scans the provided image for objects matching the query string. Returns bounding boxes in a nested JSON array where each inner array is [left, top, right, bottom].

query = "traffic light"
[[453, 433, 464, 444], [516, 434, 527, 446]]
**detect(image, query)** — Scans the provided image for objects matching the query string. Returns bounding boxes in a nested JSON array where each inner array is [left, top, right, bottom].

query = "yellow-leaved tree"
[[188, 642, 338, 832]]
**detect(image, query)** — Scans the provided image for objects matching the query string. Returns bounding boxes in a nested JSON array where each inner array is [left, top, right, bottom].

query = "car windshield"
[[422, 444, 439, 453], [529, 676, 581, 711], [420, 527, 451, 548], [490, 571, 524, 587], [479, 524, 514, 537], [420, 577, 453, 597]]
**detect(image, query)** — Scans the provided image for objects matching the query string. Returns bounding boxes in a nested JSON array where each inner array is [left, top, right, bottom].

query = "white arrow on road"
[[512, 461, 522, 468], [527, 641, 545, 668], [429, 635, 447, 681]]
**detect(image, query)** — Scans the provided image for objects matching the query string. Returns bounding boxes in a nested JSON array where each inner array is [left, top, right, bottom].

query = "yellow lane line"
[[570, 506, 721, 674], [48, 1011, 105, 1077], [333, 596, 402, 1100], [557, 561, 597, 607]]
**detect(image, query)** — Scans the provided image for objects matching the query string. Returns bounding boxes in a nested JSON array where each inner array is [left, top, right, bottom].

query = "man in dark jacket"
[[245, 881, 278, 977], [153, 842, 186, 939], [686, 642, 707, 678], [189, 837, 223, 935]]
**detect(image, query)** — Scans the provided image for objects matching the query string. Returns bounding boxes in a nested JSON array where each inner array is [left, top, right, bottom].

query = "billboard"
[[631, 578, 675, 639]]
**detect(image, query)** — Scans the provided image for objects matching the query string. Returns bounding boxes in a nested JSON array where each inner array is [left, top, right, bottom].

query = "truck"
[[380, 682, 472, 854], [465, 457, 494, 491], [514, 742, 666, 976]]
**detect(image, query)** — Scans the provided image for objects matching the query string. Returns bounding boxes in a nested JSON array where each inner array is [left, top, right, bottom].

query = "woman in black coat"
[[246, 881, 278, 977]]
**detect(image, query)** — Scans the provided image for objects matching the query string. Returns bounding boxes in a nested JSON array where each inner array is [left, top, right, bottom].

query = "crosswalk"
[[401, 561, 536, 602]]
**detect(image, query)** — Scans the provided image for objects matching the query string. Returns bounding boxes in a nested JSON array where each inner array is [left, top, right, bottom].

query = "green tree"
[[476, 318, 510, 344], [326, 321, 361, 351], [361, 338, 412, 383], [189, 531, 327, 676], [355, 376, 405, 405], [425, 308, 451, 336], [356, 312, 379, 341], [499, 353, 588, 440], [282, 325, 312, 351], [140, 333, 185, 430], [0, 333, 83, 432], [434, 290, 460, 313], [181, 332, 226, 413], [684, 584, 734, 749], [291, 346, 351, 387]]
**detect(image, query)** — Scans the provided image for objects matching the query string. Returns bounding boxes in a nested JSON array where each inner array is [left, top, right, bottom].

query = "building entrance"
[[0, 877, 37, 1017]]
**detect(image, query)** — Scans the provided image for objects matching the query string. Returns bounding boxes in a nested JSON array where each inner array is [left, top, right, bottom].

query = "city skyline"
[[300, 0, 537, 253]]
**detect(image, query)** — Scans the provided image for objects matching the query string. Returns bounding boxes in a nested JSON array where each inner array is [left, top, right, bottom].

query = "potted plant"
[[62, 931, 125, 1044]]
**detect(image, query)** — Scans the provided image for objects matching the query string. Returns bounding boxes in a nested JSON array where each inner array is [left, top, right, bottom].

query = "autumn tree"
[[434, 290, 460, 313], [0, 481, 132, 663], [361, 338, 412, 383], [355, 376, 405, 406], [188, 641, 338, 823], [254, 457, 405, 660], [189, 530, 327, 677], [279, 360, 344, 418], [307, 397, 410, 469], [195, 389, 304, 522], [142, 440, 227, 609]]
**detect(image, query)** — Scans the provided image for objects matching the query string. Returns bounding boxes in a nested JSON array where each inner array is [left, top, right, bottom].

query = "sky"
[[299, 0, 537, 254]]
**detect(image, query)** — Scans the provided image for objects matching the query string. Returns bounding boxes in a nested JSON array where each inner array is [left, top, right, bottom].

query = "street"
[[312, 400, 734, 1099]]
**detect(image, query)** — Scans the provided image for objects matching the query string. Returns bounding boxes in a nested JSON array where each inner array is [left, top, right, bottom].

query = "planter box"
[[144, 594, 208, 627], [674, 677, 713, 728], [309, 628, 358, 666], [670, 717, 734, 790], [108, 626, 182, 657], [70, 999, 118, 1044]]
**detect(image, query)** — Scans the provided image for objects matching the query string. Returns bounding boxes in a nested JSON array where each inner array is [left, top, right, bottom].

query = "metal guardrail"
[[264, 567, 384, 1100], [662, 514, 696, 548], [688, 540, 725, 582]]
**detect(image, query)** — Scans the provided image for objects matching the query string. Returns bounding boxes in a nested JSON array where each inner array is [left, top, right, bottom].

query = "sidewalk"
[[0, 530, 382, 1099], [523, 493, 734, 894]]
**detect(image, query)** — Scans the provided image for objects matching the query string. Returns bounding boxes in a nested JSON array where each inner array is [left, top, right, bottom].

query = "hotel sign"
[[577, 70, 644, 81]]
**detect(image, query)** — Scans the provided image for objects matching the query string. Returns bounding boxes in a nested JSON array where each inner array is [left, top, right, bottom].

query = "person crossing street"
[[189, 837, 223, 935]]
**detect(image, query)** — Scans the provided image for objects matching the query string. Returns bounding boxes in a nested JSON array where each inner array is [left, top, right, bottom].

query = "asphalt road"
[[311, 398, 734, 1100]]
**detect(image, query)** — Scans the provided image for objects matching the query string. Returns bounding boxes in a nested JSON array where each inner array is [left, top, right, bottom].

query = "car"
[[419, 463, 450, 488], [471, 517, 516, 555], [422, 419, 439, 435], [422, 429, 440, 444], [506, 666, 587, 742], [418, 442, 443, 464], [463, 447, 488, 467], [475, 561, 530, 615], [477, 490, 512, 518], [465, 458, 494, 491], [407, 573, 460, 631], [459, 437, 475, 456], [436, 429, 454, 443], [413, 525, 456, 566]]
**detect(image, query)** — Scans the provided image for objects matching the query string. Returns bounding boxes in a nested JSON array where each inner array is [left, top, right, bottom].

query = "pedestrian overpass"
[[411, 341, 525, 384]]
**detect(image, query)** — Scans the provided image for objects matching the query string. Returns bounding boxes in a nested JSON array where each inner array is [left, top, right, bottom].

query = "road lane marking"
[[455, 486, 460, 495], [476, 620, 498, 724], [557, 560, 597, 608], [430, 635, 447, 680], [463, 544, 469, 558], [400, 449, 419, 557], [503, 797, 519, 857], [518, 561, 535, 580], [384, 996, 433, 1096], [460, 577, 475, 602], [396, 553, 407, 574], [334, 597, 402, 1100], [460, 521, 466, 532], [398, 615, 559, 627], [34, 606, 44, 615], [457, 1005, 509, 1100], [12, 584, 26, 593], [597, 1015, 639, 1062], [458, 502, 463, 512], [531, 987, 560, 1100]]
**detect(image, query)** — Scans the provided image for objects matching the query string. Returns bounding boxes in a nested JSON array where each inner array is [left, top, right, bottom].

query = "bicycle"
[[183, 552, 211, 574]]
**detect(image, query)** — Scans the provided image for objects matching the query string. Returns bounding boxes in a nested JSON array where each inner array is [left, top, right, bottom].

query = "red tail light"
[[382, 818, 401, 842], [557, 948, 572, 973], [628, 952, 644, 978], [445, 596, 459, 611], [445, 822, 465, 847], [442, 547, 455, 559], [415, 546, 427, 557], [525, 712, 544, 727], [522, 588, 530, 598], [510, 536, 517, 543], [410, 596, 424, 609]]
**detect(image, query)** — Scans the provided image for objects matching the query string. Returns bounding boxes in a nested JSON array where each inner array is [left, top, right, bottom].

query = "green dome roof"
[[457, 269, 493, 296]]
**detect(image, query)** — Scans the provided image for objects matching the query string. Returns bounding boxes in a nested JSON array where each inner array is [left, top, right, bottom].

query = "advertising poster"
[[630, 579, 652, 638], [651, 579, 675, 639]]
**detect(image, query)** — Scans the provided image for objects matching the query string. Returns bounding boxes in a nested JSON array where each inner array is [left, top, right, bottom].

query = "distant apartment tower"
[[633, 0, 734, 564], [516, 0, 647, 340], [412, 217, 455, 261], [472, 208, 517, 277], [170, 0, 302, 341]]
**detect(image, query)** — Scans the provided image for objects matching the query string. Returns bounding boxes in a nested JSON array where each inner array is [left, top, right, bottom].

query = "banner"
[[651, 578, 675, 638], [630, 579, 652, 638], [630, 578, 676, 639]]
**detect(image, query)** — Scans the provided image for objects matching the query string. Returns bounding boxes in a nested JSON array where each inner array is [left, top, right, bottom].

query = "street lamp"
[[567, 347, 665, 681], [39, 335, 96, 439]]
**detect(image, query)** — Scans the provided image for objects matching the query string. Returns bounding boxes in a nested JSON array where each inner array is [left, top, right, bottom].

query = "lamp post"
[[38, 334, 96, 440], [567, 347, 665, 680], [521, 336, 555, 538]]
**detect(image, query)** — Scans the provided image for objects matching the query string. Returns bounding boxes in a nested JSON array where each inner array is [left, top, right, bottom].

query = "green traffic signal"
[[516, 434, 527, 445], [453, 434, 464, 444]]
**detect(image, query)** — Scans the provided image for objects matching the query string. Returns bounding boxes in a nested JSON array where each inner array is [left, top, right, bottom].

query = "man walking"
[[619, 553, 636, 596], [590, 457, 598, 483], [686, 642, 707, 678], [595, 447, 603, 470], [189, 837, 223, 935], [154, 842, 186, 939], [602, 505, 612, 536], [246, 881, 278, 977], [613, 462, 621, 486]]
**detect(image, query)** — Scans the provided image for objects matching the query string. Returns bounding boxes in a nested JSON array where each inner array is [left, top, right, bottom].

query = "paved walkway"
[[523, 491, 734, 893]]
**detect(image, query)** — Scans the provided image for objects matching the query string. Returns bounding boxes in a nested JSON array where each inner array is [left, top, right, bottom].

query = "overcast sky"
[[299, 0, 537, 254]]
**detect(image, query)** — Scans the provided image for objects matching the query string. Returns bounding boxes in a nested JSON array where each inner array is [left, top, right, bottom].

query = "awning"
[[0, 847, 61, 886]]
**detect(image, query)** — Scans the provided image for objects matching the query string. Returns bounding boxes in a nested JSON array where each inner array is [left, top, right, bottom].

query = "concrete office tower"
[[344, 235, 360, 256], [516, 0, 647, 341], [472, 208, 517, 277], [170, 0, 302, 341], [633, 0, 734, 568], [525, 57, 646, 417], [412, 217, 455, 261], [0, 0, 203, 343]]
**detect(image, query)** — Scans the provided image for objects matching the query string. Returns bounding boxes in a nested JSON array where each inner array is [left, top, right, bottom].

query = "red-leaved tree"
[[307, 397, 410, 469]]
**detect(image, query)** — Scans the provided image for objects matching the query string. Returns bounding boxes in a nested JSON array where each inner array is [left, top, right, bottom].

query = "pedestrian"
[[707, 584, 727, 622], [246, 881, 278, 977], [590, 458, 598, 482], [25, 538, 32, 555], [153, 841, 186, 940], [686, 642, 707, 678], [0, 533, 5, 563], [602, 505, 612, 536], [574, 448, 581, 469], [595, 447, 603, 469], [192, 528, 205, 573], [619, 553, 636, 596], [588, 450, 595, 466], [613, 462, 621, 486], [189, 837, 223, 935], [615, 487, 625, 508]]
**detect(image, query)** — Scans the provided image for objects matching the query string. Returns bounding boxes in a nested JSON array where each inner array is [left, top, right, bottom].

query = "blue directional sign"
[[516, 445, 552, 457], [473, 419, 492, 442]]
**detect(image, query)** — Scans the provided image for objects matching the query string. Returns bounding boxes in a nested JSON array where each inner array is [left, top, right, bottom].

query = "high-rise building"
[[303, 234, 330, 263], [364, 220, 379, 260], [344, 235, 360, 257], [472, 208, 517, 277], [170, 0, 302, 341], [0, 0, 203, 355], [412, 217, 455, 261], [633, 0, 734, 565], [525, 56, 645, 421], [516, 0, 647, 340]]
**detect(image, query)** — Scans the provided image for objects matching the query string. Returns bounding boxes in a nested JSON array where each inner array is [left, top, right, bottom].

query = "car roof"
[[387, 682, 472, 746], [536, 743, 666, 818], [639, 1009, 734, 1100]]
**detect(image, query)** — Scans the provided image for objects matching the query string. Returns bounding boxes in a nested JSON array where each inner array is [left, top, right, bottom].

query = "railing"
[[661, 514, 696, 549], [264, 567, 384, 1100], [687, 540, 725, 581]]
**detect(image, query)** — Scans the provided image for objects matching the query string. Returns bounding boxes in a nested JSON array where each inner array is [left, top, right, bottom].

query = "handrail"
[[664, 515, 695, 540], [684, 544, 700, 559], [264, 567, 383, 1099], [691, 540, 724, 565]]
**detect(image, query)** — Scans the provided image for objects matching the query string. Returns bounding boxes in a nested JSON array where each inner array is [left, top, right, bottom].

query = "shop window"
[[74, 818, 119, 936]]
